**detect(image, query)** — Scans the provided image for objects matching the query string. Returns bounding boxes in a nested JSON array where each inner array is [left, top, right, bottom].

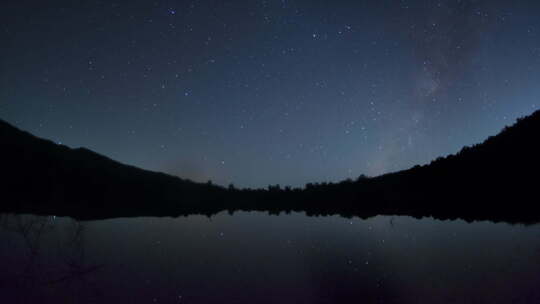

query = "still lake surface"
[[1, 211, 539, 303]]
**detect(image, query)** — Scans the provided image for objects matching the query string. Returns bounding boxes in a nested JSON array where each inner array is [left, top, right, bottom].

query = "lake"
[[1, 212, 539, 303]]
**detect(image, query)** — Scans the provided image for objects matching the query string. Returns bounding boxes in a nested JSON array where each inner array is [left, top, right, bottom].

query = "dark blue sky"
[[1, 0, 539, 187]]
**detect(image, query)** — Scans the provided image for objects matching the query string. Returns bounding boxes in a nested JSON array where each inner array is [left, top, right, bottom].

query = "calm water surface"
[[1, 212, 539, 303]]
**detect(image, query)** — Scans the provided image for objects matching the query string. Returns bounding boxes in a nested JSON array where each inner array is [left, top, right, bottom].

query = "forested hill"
[[1, 110, 539, 222], [286, 109, 540, 222], [0, 119, 228, 218]]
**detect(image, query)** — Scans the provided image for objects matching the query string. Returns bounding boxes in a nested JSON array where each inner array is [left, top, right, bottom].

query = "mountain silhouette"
[[1, 110, 539, 223], [0, 120, 228, 218]]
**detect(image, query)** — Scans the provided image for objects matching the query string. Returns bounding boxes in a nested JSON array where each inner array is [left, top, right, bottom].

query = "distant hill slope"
[[292, 110, 540, 222], [377, 110, 540, 205], [1, 110, 539, 222], [0, 120, 227, 218]]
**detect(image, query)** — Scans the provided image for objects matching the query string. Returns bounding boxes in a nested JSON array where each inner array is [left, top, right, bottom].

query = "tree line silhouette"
[[1, 110, 539, 224]]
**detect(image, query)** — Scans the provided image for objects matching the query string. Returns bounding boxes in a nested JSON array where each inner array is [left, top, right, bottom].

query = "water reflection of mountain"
[[2, 212, 540, 303]]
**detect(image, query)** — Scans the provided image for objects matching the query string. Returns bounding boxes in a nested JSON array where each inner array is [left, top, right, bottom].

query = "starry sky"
[[1, 0, 539, 188]]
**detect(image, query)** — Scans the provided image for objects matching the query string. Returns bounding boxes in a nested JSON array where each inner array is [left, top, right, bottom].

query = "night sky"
[[1, 0, 539, 188]]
